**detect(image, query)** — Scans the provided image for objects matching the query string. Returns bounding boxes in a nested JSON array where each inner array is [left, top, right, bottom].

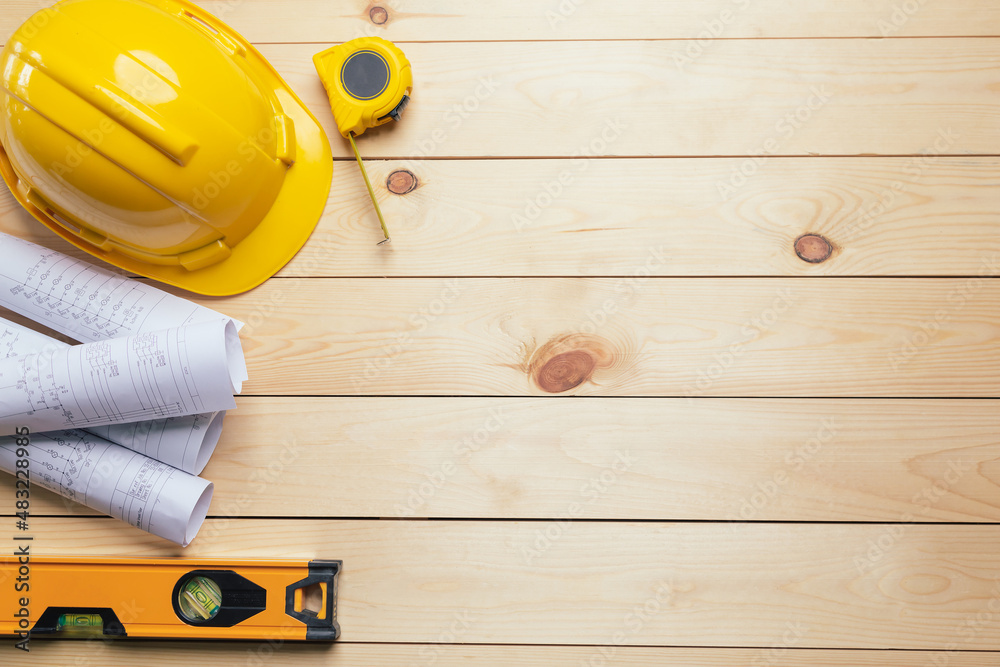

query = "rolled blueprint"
[[0, 319, 245, 434], [0, 319, 224, 474], [0, 232, 245, 346], [86, 412, 225, 476], [0, 430, 212, 546]]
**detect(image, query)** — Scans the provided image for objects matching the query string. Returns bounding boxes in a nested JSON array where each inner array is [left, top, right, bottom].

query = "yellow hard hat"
[[0, 0, 332, 296]]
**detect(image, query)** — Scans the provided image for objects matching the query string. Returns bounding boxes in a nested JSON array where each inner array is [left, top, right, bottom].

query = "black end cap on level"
[[285, 559, 342, 641]]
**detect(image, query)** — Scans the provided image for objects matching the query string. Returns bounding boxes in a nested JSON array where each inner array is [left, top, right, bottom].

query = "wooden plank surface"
[[248, 156, 1000, 278], [8, 398, 1000, 522], [198, 278, 1000, 397], [5, 0, 1000, 42], [11, 644, 1000, 667], [260, 40, 1000, 158], [4, 157, 998, 277], [18, 519, 1000, 650], [8, 37, 989, 159], [1, 0, 998, 662]]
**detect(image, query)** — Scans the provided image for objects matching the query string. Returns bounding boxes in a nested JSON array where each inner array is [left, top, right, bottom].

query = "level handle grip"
[[284, 559, 342, 641]]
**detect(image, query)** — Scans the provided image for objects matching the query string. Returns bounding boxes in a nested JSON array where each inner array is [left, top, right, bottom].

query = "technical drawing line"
[[0, 318, 225, 475], [0, 320, 242, 437], [0, 429, 213, 546]]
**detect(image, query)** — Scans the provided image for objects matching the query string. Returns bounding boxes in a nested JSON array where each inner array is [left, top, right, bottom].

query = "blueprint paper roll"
[[0, 320, 245, 434], [0, 430, 213, 546], [0, 232, 244, 341], [0, 319, 225, 474], [85, 410, 226, 476]]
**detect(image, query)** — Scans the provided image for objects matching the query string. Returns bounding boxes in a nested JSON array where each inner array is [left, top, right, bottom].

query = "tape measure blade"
[[348, 132, 391, 244]]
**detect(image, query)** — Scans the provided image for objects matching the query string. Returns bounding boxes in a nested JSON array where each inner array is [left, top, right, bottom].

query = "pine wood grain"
[[5, 0, 1000, 43], [11, 643, 1000, 667], [0, 1, 997, 660], [261, 157, 1000, 278], [9, 398, 1000, 522], [5, 157, 998, 277], [3, 37, 998, 158], [189, 278, 1000, 397], [7, 38, 986, 159], [18, 519, 1000, 650], [258, 39, 1000, 159]]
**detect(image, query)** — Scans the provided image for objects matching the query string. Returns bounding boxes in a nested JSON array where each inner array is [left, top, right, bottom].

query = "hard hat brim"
[[0, 1, 333, 297]]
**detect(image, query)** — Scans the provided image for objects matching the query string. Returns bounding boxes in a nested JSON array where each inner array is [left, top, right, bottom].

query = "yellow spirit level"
[[314, 37, 414, 245], [1, 557, 340, 641]]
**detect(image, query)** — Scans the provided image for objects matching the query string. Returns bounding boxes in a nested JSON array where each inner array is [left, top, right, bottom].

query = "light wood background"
[[2, 0, 1000, 664]]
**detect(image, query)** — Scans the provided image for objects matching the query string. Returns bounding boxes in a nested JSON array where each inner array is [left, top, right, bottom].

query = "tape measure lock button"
[[381, 94, 410, 123]]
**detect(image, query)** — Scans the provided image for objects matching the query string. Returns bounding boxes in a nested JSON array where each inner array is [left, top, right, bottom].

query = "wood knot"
[[387, 169, 418, 195], [529, 334, 615, 393], [794, 234, 833, 263], [538, 351, 595, 393], [369, 6, 389, 24]]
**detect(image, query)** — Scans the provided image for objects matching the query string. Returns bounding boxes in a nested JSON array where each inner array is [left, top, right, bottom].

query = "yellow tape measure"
[[314, 37, 413, 245]]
